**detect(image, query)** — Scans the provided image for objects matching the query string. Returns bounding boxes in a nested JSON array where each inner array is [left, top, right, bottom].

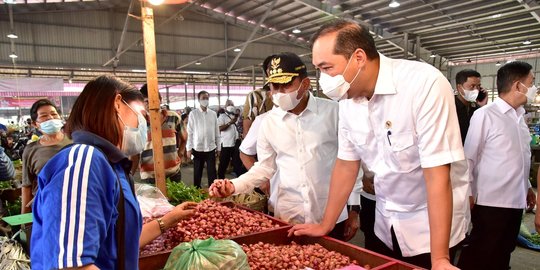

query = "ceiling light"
[[466, 58, 471, 63], [491, 14, 502, 19], [3, 0, 15, 4], [6, 33, 18, 39], [195, 61, 202, 65], [389, 0, 400, 8], [292, 28, 301, 34], [430, 53, 436, 58], [523, 39, 532, 45], [495, 61, 501, 66], [9, 53, 17, 59], [233, 48, 241, 52], [148, 0, 165, 5]]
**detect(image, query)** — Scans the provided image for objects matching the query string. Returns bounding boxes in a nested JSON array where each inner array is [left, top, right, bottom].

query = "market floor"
[[176, 163, 540, 270]]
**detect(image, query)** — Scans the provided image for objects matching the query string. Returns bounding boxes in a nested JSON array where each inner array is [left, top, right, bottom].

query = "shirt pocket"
[[384, 131, 420, 173], [344, 129, 368, 148]]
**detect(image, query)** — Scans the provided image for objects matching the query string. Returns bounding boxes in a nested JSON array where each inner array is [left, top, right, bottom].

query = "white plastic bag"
[[135, 184, 174, 218]]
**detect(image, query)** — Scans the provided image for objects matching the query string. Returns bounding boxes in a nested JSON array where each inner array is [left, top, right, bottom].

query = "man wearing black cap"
[[209, 52, 361, 241]]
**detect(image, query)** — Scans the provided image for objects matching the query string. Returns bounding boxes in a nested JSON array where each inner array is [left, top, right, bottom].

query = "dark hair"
[[30, 99, 59, 122], [310, 19, 379, 60], [198, 91, 209, 100], [455, 69, 481, 86], [140, 83, 162, 100], [496, 61, 533, 94], [64, 75, 143, 146]]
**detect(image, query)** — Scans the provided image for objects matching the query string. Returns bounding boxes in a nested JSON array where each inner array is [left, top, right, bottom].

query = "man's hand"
[[343, 210, 360, 241], [186, 150, 192, 159], [527, 187, 536, 212], [209, 179, 235, 198], [469, 196, 475, 210], [536, 208, 540, 234], [287, 223, 333, 238], [216, 151, 221, 158], [476, 88, 488, 107], [431, 258, 459, 270]]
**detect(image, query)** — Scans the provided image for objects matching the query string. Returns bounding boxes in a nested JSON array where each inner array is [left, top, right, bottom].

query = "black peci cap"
[[266, 52, 307, 84]]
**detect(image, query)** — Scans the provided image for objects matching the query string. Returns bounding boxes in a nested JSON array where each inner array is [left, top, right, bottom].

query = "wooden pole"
[[141, 6, 167, 195]]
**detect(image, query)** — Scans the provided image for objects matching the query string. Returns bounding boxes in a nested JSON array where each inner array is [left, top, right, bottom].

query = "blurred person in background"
[[130, 84, 183, 184], [217, 100, 245, 178], [454, 69, 488, 144], [241, 56, 275, 138], [458, 61, 537, 270], [21, 99, 71, 213], [186, 91, 220, 188], [31, 75, 196, 270]]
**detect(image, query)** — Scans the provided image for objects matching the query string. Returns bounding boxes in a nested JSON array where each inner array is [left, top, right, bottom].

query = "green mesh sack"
[[164, 237, 250, 270]]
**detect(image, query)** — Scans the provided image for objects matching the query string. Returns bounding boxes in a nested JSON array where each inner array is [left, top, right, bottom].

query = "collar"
[[494, 97, 525, 117], [273, 92, 317, 119], [373, 53, 397, 95], [198, 107, 208, 113], [71, 130, 129, 165]]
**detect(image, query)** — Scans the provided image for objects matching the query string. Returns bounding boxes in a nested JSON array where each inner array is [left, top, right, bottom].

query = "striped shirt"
[[31, 131, 142, 269], [140, 110, 182, 181]]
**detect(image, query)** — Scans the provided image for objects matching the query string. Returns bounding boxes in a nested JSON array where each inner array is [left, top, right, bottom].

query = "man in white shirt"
[[217, 100, 244, 178], [186, 91, 220, 188], [209, 52, 361, 241], [458, 61, 537, 270], [289, 19, 469, 270]]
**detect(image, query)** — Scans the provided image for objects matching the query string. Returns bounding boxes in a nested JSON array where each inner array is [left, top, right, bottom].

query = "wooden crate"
[[232, 227, 422, 270], [139, 202, 290, 270]]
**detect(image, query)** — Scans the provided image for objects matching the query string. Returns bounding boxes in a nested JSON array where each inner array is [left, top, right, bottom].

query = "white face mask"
[[460, 86, 479, 102], [272, 79, 305, 111], [520, 82, 538, 103], [226, 106, 235, 114], [200, 99, 209, 108], [119, 101, 148, 156], [38, 119, 63, 135], [318, 55, 361, 101]]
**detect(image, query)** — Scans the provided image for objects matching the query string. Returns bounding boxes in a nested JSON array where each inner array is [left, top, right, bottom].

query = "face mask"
[[200, 99, 209, 108], [119, 101, 148, 156], [460, 87, 479, 102], [39, 119, 63, 135], [272, 79, 305, 111], [520, 82, 538, 103], [318, 55, 361, 101], [226, 106, 235, 114]]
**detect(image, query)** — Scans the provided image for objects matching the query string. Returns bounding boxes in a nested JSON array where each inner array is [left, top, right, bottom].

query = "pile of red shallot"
[[241, 241, 368, 270], [140, 200, 281, 256]]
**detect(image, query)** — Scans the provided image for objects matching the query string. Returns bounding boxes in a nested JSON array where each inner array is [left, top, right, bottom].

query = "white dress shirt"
[[232, 94, 361, 224], [217, 112, 238, 147], [338, 54, 469, 256], [239, 112, 269, 156], [186, 108, 221, 152], [464, 98, 532, 209]]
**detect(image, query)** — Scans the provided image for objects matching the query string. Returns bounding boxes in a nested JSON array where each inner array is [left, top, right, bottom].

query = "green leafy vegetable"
[[166, 180, 207, 206], [0, 181, 12, 190], [526, 233, 540, 245]]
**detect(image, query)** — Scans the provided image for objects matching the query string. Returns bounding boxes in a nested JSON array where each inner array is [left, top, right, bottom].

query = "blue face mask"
[[118, 100, 148, 156], [38, 119, 63, 134]]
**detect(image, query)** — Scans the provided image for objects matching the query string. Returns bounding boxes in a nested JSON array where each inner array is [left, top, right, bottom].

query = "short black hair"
[[198, 90, 209, 100], [30, 99, 58, 122], [310, 19, 379, 60], [455, 69, 481, 86], [140, 83, 162, 100], [496, 61, 533, 95]]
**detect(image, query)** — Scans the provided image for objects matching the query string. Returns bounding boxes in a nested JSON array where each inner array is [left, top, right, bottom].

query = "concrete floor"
[[173, 163, 540, 270]]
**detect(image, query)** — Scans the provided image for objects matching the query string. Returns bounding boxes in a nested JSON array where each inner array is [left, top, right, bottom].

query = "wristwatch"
[[156, 218, 166, 234]]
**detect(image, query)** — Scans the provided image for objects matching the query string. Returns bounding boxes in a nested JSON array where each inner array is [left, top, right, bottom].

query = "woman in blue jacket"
[[31, 75, 196, 270]]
